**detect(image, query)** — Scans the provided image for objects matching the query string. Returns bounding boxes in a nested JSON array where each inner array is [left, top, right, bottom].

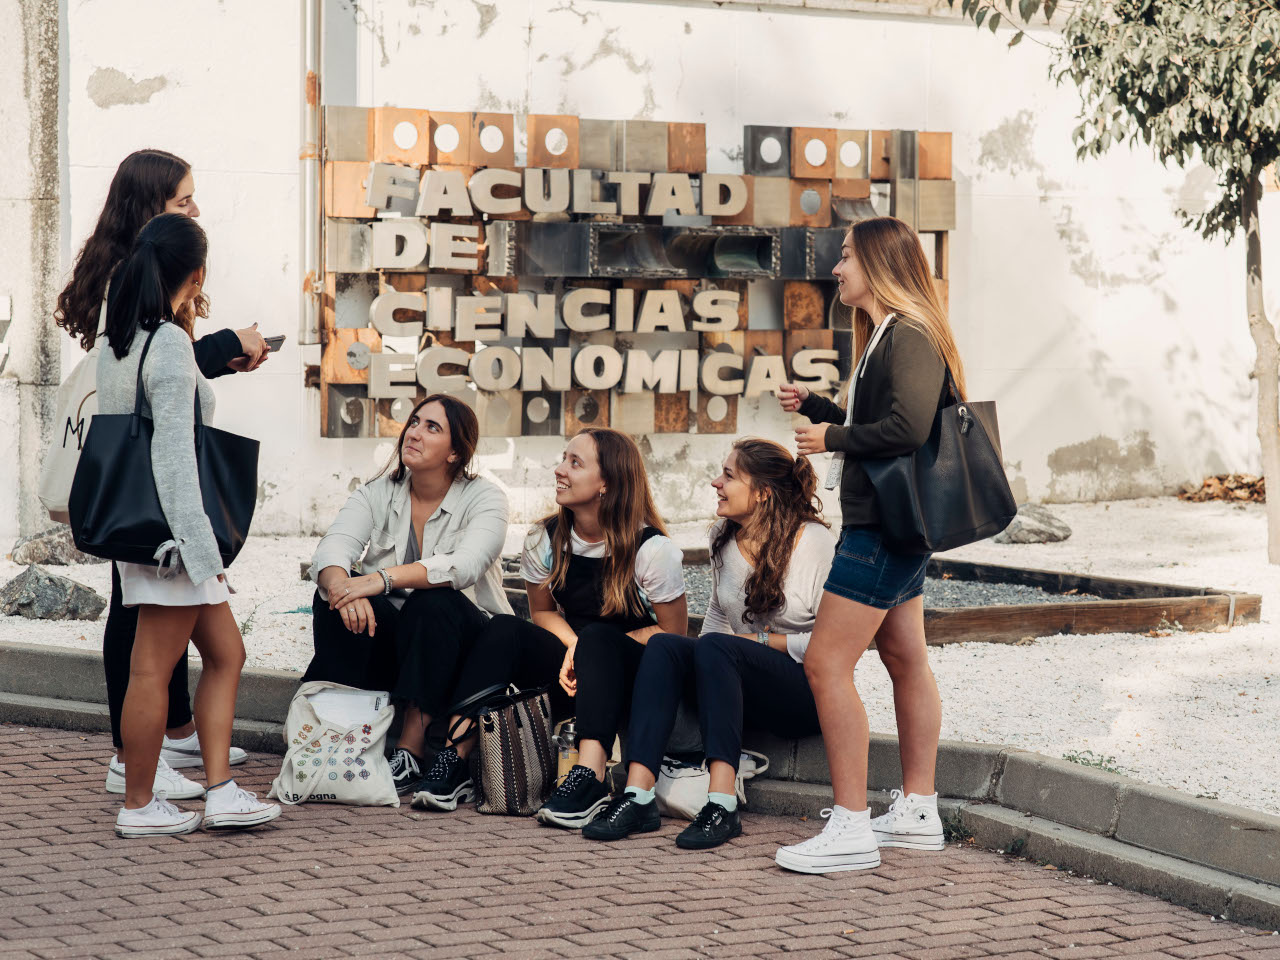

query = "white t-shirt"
[[700, 520, 836, 663], [520, 523, 687, 609]]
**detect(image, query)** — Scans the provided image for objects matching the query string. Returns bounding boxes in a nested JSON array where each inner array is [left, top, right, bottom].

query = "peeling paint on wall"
[[1046, 432, 1162, 501], [86, 67, 167, 108], [470, 0, 496, 37]]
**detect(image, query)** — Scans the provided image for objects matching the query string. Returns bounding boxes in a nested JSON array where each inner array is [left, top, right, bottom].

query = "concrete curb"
[[2, 638, 1278, 927]]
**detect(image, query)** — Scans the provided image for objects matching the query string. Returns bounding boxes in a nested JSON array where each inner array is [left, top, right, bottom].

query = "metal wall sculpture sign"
[[318, 109, 954, 437]]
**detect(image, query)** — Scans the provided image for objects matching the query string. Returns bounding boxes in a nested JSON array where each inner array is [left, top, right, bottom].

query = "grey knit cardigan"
[[95, 321, 223, 585]]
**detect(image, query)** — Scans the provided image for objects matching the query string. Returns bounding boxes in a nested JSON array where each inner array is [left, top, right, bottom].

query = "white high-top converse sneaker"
[[775, 806, 881, 873], [871, 788, 945, 850]]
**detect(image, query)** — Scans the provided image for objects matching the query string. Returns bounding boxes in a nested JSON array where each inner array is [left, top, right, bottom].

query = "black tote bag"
[[68, 327, 259, 568], [860, 369, 1016, 555]]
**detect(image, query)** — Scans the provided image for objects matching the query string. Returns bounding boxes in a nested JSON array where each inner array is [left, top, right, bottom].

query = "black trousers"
[[627, 632, 821, 778], [302, 588, 487, 718], [570, 622, 648, 750], [448, 614, 573, 726], [102, 563, 192, 750]]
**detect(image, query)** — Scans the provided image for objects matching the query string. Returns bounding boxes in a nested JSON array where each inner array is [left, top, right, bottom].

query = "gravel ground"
[[3, 498, 1277, 815]]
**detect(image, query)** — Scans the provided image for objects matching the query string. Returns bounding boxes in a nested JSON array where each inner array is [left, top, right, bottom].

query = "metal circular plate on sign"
[[393, 121, 419, 150], [526, 396, 551, 424], [390, 397, 416, 422], [839, 139, 862, 169], [545, 127, 569, 156], [340, 397, 364, 425], [573, 394, 600, 423], [346, 341, 371, 370], [804, 138, 828, 167], [478, 122, 505, 154], [434, 123, 460, 153], [759, 136, 782, 164], [705, 396, 728, 422], [800, 188, 822, 215]]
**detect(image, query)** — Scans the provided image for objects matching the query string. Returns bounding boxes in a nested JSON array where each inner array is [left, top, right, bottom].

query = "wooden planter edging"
[[502, 556, 1260, 645], [924, 558, 1261, 645]]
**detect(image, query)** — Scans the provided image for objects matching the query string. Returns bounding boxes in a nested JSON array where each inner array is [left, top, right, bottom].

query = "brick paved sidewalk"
[[1, 725, 1276, 960]]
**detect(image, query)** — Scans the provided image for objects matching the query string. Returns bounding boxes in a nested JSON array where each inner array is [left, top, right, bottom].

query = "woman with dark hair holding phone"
[[303, 394, 513, 795], [583, 438, 833, 848], [54, 148, 270, 800], [99, 213, 280, 836], [410, 428, 687, 822]]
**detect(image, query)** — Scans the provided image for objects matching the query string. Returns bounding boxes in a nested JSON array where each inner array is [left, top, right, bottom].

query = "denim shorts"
[[823, 526, 931, 609]]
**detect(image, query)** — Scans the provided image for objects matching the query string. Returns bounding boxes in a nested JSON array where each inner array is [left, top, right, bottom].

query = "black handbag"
[[68, 327, 259, 567], [861, 368, 1016, 554]]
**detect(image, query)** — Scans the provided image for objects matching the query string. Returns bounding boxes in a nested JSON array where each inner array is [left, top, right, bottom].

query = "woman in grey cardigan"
[[97, 213, 279, 837]]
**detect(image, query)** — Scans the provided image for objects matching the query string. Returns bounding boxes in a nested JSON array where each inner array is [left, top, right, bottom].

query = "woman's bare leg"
[[121, 606, 200, 808], [874, 596, 941, 795], [802, 592, 889, 811], [188, 602, 246, 789], [396, 705, 432, 756]]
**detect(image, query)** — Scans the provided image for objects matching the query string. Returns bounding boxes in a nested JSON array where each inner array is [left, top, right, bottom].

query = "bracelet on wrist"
[[378, 569, 393, 595]]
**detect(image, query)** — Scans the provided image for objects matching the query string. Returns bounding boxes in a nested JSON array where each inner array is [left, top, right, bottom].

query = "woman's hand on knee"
[[338, 598, 377, 636], [558, 643, 577, 697]]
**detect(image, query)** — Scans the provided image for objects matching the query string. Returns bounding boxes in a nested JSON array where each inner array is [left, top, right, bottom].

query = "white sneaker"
[[775, 806, 881, 873], [203, 781, 282, 830], [871, 788, 945, 850], [161, 732, 248, 770], [105, 755, 205, 800], [115, 792, 202, 838]]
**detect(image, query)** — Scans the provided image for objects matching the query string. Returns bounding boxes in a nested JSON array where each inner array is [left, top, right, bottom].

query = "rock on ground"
[[10, 525, 105, 566], [0, 565, 107, 621], [993, 502, 1072, 544]]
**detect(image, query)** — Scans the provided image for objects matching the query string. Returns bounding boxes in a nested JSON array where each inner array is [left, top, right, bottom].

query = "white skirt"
[[116, 561, 230, 608]]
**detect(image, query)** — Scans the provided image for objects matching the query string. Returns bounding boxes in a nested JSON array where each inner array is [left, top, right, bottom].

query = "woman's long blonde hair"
[[542, 428, 668, 619], [838, 216, 966, 404]]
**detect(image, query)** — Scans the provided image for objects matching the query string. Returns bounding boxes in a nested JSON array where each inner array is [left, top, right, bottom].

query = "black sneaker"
[[582, 794, 661, 841], [388, 747, 422, 796], [409, 746, 474, 811], [535, 764, 610, 829], [676, 800, 742, 850]]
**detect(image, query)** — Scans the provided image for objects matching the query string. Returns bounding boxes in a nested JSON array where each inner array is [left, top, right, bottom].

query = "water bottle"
[[553, 718, 578, 779]]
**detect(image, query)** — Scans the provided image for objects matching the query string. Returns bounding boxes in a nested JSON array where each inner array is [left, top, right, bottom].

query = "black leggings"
[[447, 614, 573, 728], [627, 632, 821, 777], [570, 622, 648, 750], [302, 587, 487, 718], [103, 563, 192, 750]]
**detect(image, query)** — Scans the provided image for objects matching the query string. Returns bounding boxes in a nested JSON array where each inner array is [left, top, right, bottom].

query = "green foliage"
[[1062, 749, 1127, 775], [947, 0, 1280, 241]]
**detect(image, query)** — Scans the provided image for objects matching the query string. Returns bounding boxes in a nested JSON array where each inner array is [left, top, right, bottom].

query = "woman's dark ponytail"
[[104, 213, 208, 359]]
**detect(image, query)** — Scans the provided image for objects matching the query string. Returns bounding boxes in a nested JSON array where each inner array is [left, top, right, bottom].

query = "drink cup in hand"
[[777, 382, 810, 413]]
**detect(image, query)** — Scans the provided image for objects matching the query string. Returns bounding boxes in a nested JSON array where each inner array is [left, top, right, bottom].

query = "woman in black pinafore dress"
[[409, 428, 687, 822]]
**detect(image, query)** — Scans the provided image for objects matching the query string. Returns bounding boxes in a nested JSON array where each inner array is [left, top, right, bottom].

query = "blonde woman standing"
[[775, 216, 965, 872]]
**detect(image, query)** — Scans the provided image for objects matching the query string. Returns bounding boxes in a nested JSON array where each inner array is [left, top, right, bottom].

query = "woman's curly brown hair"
[[55, 149, 207, 349], [711, 438, 829, 625]]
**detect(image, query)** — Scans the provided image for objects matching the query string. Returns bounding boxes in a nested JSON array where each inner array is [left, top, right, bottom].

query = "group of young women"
[[58, 150, 967, 872]]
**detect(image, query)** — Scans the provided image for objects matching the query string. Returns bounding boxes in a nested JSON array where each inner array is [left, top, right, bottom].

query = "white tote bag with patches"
[[269, 681, 400, 807]]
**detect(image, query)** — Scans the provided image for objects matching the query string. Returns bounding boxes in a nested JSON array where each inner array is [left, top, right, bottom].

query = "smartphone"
[[264, 335, 286, 352]]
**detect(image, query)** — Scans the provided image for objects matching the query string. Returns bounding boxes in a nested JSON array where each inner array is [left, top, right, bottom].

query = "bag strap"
[[131, 324, 205, 439]]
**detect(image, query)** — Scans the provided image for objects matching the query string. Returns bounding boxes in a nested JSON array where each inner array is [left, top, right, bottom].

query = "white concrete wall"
[[5, 0, 1275, 543]]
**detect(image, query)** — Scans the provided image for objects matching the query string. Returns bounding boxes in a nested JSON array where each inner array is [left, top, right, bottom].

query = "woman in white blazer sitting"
[[303, 393, 512, 795]]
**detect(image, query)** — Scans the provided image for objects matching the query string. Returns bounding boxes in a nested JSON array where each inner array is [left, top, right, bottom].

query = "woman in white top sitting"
[[582, 437, 834, 849], [409, 427, 687, 822], [304, 393, 512, 795]]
